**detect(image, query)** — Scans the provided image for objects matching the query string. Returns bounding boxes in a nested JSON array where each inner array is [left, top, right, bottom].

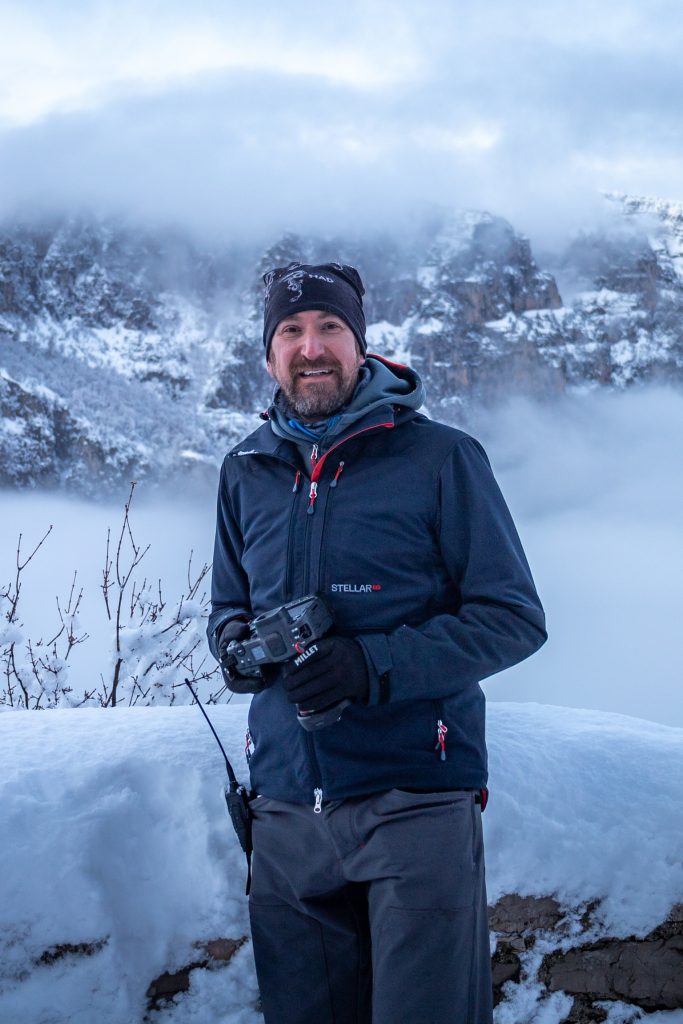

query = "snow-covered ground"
[[0, 702, 681, 1024], [0, 704, 257, 1024]]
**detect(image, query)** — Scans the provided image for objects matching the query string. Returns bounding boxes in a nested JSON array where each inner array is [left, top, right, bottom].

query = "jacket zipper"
[[305, 422, 394, 517], [281, 423, 395, 806], [307, 733, 324, 809], [284, 470, 303, 600]]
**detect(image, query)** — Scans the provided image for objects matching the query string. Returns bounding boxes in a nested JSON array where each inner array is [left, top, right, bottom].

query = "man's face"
[[266, 310, 364, 420]]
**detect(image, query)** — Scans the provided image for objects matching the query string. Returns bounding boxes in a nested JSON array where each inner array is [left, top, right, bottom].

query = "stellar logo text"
[[330, 583, 382, 593]]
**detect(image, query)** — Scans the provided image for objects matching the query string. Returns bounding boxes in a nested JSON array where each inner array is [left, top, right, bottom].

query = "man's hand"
[[218, 619, 268, 694], [281, 636, 369, 712]]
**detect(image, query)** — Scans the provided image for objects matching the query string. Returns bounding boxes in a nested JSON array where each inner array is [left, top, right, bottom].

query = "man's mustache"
[[291, 358, 341, 374]]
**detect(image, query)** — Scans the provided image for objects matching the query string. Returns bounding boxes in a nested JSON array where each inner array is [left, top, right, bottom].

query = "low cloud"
[[476, 386, 683, 727], [2, 1, 683, 248], [2, 386, 681, 726]]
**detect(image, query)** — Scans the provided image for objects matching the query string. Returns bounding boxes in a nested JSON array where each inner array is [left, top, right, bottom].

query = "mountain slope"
[[1, 197, 682, 492]]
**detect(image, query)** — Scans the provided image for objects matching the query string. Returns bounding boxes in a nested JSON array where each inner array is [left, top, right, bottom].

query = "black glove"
[[281, 635, 369, 712], [217, 619, 268, 695]]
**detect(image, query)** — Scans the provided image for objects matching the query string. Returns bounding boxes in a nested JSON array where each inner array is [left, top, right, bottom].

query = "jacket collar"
[[227, 403, 416, 461]]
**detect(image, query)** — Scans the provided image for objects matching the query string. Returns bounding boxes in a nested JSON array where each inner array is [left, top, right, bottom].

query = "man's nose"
[[298, 328, 326, 360]]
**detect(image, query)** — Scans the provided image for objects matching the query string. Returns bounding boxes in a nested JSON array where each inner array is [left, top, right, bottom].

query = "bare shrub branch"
[[1, 488, 220, 710]]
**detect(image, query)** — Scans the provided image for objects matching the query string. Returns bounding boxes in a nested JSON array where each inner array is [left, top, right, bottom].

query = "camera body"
[[224, 595, 333, 677], [223, 595, 349, 731]]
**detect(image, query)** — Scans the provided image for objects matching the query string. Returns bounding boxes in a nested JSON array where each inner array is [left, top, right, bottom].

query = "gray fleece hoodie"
[[267, 355, 426, 452]]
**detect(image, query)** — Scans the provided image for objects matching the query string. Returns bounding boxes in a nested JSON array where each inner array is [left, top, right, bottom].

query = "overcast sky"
[[1, 0, 683, 245]]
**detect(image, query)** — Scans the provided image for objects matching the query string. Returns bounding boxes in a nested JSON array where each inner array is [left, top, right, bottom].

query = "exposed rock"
[[491, 941, 523, 1005], [489, 895, 683, 1016], [560, 994, 609, 1023], [488, 894, 566, 1006], [489, 893, 565, 934], [35, 937, 108, 966], [144, 935, 248, 1013], [200, 937, 248, 962], [667, 902, 683, 923], [540, 915, 683, 1011]]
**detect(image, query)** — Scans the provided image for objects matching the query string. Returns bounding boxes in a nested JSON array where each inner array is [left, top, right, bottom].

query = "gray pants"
[[248, 789, 493, 1024]]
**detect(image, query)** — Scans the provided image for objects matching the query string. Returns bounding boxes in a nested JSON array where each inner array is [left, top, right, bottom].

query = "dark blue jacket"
[[209, 366, 546, 807]]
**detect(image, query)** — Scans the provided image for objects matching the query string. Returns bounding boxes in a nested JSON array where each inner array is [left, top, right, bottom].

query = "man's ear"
[[266, 358, 275, 380]]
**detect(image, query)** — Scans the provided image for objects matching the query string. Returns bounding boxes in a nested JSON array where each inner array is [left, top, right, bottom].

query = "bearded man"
[[208, 262, 547, 1024]]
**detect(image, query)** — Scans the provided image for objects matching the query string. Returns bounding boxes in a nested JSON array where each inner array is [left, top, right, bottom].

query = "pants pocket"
[[361, 789, 479, 911]]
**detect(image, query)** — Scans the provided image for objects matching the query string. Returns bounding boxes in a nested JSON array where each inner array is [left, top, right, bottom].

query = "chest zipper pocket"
[[284, 470, 302, 599], [316, 460, 344, 597]]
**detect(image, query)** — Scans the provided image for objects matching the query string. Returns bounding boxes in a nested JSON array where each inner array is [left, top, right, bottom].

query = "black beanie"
[[262, 262, 367, 357]]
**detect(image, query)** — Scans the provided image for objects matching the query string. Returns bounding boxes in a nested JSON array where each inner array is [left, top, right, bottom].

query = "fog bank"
[[1, 386, 682, 724]]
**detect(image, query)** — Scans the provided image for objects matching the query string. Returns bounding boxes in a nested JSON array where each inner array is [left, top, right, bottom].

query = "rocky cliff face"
[[0, 370, 144, 489], [490, 894, 683, 1022], [1, 196, 682, 493]]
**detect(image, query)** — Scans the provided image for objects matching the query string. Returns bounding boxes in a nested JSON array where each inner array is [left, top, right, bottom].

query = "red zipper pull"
[[292, 469, 301, 493], [434, 719, 448, 761], [307, 481, 318, 515], [330, 461, 345, 488]]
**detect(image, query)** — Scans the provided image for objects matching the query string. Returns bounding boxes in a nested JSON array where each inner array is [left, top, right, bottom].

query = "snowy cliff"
[[1, 196, 682, 493]]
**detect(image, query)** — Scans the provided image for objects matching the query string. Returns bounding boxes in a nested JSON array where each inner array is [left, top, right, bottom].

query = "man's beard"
[[273, 357, 361, 419]]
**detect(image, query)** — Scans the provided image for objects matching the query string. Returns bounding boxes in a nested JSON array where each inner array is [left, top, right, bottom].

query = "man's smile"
[[266, 310, 364, 417]]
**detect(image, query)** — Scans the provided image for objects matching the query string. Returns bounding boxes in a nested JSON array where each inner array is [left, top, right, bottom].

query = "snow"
[[178, 450, 214, 463], [0, 705, 259, 1024], [0, 418, 25, 436], [364, 319, 414, 365], [414, 316, 445, 335], [417, 264, 437, 288], [0, 369, 60, 406], [599, 1007, 683, 1024], [0, 701, 681, 1023], [606, 192, 683, 228], [486, 311, 518, 330], [485, 704, 683, 936]]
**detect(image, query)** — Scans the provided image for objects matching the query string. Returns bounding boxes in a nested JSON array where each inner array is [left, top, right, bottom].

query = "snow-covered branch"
[[0, 487, 221, 709]]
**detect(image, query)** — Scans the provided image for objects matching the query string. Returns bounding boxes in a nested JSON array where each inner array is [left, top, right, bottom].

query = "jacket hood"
[[267, 354, 425, 450]]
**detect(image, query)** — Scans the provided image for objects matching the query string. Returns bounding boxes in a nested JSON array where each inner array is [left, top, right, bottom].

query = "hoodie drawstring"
[[330, 461, 345, 488], [435, 719, 448, 762]]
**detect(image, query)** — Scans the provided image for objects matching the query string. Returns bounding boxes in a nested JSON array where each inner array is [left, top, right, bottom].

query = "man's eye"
[[323, 321, 341, 330]]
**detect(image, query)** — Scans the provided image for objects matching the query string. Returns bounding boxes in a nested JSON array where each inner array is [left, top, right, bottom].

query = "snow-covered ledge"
[[1, 703, 681, 1024]]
